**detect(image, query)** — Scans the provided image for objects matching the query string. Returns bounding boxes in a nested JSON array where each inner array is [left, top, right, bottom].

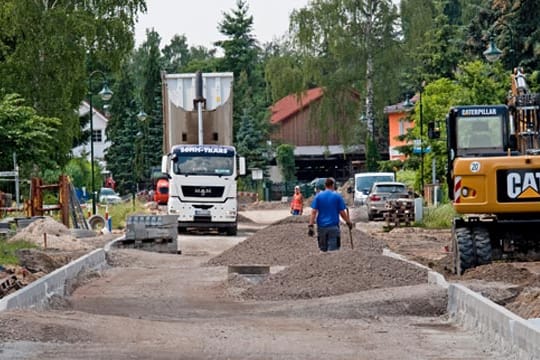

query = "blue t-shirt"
[[311, 190, 346, 227]]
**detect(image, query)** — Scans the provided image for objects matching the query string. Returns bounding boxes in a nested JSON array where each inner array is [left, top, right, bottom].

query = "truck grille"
[[182, 186, 224, 197]]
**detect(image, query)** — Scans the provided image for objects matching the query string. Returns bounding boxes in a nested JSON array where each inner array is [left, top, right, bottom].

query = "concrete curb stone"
[[0, 235, 124, 312], [383, 247, 539, 359]]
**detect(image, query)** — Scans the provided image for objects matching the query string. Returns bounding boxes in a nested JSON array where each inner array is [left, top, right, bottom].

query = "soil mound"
[[461, 263, 536, 285], [8, 217, 92, 251]]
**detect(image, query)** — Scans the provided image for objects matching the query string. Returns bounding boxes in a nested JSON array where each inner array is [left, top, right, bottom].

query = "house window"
[[399, 120, 406, 136], [92, 129, 102, 142]]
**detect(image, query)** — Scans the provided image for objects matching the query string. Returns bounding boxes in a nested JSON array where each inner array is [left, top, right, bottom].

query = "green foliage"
[[106, 200, 150, 230], [216, 0, 258, 80], [276, 144, 296, 182], [0, 94, 62, 176], [264, 53, 304, 103], [0, 0, 146, 167], [105, 60, 140, 194], [419, 203, 455, 228], [216, 1, 270, 150], [395, 169, 417, 190], [365, 134, 380, 171], [0, 239, 38, 265], [236, 109, 267, 171]]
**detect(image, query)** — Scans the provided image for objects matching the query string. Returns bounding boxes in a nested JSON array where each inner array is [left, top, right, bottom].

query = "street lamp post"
[[483, 22, 515, 68], [419, 87, 424, 196], [403, 81, 425, 196], [132, 110, 148, 209], [88, 70, 113, 215]]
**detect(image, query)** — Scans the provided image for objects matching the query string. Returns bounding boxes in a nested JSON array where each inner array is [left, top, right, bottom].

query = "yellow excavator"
[[435, 68, 540, 274]]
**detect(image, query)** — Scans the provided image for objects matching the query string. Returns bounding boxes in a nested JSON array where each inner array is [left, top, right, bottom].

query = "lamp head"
[[483, 36, 503, 62], [99, 84, 113, 101], [402, 97, 414, 110], [137, 110, 148, 122]]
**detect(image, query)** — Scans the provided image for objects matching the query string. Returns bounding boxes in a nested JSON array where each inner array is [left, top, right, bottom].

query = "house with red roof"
[[269, 87, 366, 182]]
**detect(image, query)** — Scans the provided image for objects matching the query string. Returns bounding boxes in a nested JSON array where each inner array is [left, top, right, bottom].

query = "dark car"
[[365, 181, 409, 221], [309, 178, 326, 193]]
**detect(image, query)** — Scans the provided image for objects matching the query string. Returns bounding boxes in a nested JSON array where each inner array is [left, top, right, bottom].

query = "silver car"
[[99, 187, 122, 204], [365, 182, 409, 221]]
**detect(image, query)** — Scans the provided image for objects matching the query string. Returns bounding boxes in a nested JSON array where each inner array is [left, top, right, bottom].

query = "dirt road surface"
[[0, 208, 518, 359]]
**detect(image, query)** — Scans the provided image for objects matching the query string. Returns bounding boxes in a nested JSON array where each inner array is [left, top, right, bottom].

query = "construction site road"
[[0, 209, 518, 360]]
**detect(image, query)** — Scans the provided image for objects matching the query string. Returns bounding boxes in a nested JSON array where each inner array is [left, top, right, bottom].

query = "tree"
[[236, 108, 266, 171], [162, 34, 191, 73], [0, 94, 61, 177], [127, 29, 165, 188], [215, 0, 259, 80], [274, 0, 401, 151], [0, 0, 146, 167], [217, 0, 271, 170], [276, 144, 296, 183], [104, 60, 140, 194]]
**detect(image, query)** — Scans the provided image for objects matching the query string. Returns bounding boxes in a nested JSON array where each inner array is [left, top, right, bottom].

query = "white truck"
[[160, 71, 246, 235]]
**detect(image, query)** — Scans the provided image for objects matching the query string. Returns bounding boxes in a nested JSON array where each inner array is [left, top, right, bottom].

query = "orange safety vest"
[[291, 193, 303, 211]]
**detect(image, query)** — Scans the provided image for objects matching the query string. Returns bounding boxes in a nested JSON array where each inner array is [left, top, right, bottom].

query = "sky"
[[134, 0, 310, 49]]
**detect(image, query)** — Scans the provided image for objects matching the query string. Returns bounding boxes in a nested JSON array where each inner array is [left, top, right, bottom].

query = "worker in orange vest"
[[290, 185, 304, 215]]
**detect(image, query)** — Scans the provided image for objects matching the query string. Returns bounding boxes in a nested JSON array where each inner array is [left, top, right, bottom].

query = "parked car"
[[309, 177, 326, 194], [99, 187, 122, 204], [365, 181, 409, 221], [154, 178, 169, 205]]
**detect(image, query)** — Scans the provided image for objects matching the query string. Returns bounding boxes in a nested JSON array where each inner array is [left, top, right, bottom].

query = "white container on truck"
[[353, 172, 395, 206], [161, 71, 245, 235]]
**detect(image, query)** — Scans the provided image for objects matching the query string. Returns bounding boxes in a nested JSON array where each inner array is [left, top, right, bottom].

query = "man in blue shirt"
[[308, 177, 353, 251]]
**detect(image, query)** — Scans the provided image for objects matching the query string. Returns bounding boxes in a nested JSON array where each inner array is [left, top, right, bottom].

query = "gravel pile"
[[208, 216, 427, 301]]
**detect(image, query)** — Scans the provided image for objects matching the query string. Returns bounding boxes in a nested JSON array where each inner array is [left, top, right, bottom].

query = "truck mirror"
[[238, 157, 246, 176], [161, 155, 169, 174], [428, 121, 441, 139]]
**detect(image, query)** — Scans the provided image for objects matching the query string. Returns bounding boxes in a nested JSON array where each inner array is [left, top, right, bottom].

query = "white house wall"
[[72, 102, 111, 161]]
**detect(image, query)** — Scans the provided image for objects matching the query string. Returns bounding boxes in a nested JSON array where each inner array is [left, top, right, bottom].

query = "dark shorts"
[[317, 225, 340, 252], [291, 209, 301, 215]]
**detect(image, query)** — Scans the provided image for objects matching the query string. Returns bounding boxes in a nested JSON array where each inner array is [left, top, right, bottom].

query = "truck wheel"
[[226, 226, 237, 236], [453, 227, 474, 275], [473, 227, 492, 266], [178, 227, 187, 234], [367, 212, 375, 221]]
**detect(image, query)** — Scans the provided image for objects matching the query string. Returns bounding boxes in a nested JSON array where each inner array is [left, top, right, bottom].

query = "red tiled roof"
[[270, 88, 324, 124]]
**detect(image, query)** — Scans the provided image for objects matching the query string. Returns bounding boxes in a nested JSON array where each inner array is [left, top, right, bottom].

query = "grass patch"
[[419, 203, 455, 229], [94, 200, 151, 229], [0, 239, 38, 265]]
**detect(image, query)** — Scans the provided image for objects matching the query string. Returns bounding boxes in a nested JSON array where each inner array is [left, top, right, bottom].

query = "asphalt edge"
[[0, 235, 125, 312], [383, 248, 539, 359]]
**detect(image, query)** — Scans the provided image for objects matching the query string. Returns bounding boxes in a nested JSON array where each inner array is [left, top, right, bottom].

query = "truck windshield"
[[456, 116, 503, 149], [173, 154, 234, 176]]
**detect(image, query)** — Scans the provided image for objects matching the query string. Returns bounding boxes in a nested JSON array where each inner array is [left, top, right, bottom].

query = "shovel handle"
[[346, 208, 353, 249]]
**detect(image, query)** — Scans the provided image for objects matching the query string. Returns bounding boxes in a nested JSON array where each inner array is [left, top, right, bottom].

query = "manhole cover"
[[227, 265, 270, 275]]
